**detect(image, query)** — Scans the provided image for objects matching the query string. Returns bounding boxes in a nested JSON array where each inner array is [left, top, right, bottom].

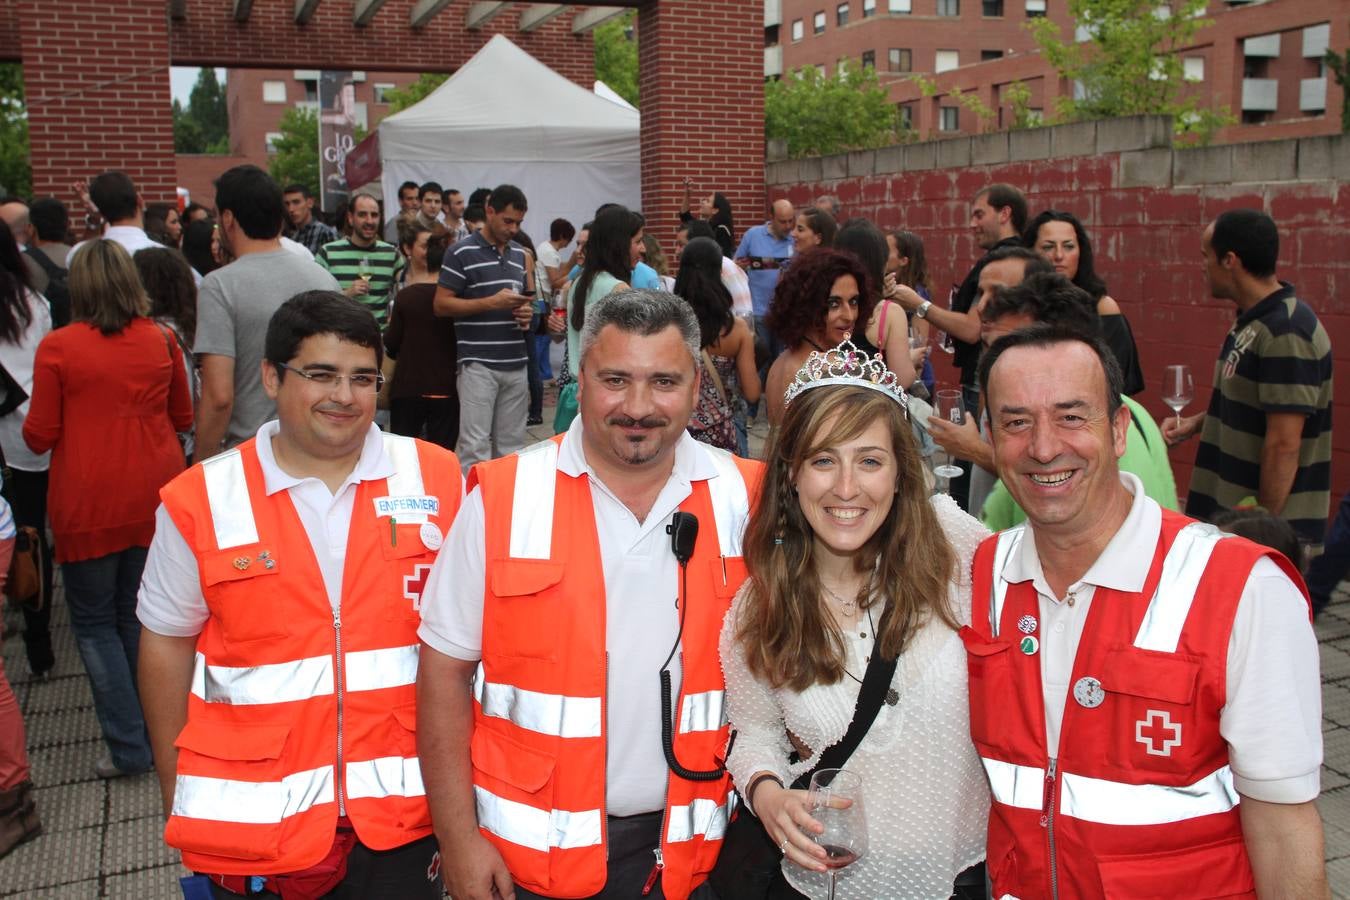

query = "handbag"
[[708, 612, 900, 899], [0, 441, 43, 612]]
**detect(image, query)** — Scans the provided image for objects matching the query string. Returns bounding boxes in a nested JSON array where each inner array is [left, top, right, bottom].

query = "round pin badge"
[[1017, 614, 1038, 635], [419, 522, 443, 552], [1019, 635, 1039, 655], [1072, 675, 1105, 709]]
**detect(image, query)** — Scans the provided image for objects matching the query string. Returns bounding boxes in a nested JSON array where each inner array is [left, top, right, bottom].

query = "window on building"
[[863, 0, 877, 16], [837, 2, 849, 25], [935, 49, 960, 72], [1025, 0, 1047, 15], [898, 104, 914, 129], [817, 63, 828, 77], [372, 83, 396, 104], [982, 49, 1004, 61], [889, 48, 913, 72], [983, 0, 1004, 15], [1183, 57, 1204, 81], [937, 0, 959, 15], [1025, 108, 1044, 124], [862, 50, 876, 68], [940, 107, 960, 131], [262, 80, 287, 103], [264, 132, 283, 154], [889, 0, 912, 10], [301, 80, 319, 104], [814, 10, 826, 33], [792, 18, 804, 40]]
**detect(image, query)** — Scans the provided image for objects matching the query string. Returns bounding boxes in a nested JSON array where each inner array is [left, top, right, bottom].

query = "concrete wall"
[[768, 115, 1350, 515]]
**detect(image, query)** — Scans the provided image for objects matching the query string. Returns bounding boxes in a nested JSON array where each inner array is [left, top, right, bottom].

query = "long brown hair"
[[735, 384, 958, 691]]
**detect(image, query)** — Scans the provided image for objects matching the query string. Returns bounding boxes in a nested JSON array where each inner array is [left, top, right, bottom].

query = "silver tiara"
[[783, 339, 908, 409]]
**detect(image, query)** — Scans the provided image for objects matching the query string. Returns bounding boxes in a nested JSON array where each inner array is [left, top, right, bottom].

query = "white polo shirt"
[[419, 418, 720, 816], [1001, 472, 1322, 804], [137, 422, 396, 635]]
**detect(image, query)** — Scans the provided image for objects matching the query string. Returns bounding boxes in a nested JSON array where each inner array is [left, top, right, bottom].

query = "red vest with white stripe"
[[469, 436, 762, 900], [158, 434, 462, 875], [963, 509, 1309, 899]]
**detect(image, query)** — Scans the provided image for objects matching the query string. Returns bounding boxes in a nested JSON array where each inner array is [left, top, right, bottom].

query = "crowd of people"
[[0, 164, 1341, 900]]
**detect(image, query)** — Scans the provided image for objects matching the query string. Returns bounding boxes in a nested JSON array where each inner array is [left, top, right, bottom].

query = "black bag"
[[707, 615, 900, 899]]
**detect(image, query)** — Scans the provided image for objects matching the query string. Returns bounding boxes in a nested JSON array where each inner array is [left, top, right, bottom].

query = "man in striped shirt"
[[1165, 209, 1333, 549], [316, 193, 405, 329], [434, 184, 534, 467]]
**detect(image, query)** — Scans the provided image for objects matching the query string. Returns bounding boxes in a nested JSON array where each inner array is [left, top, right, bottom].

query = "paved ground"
[[0, 405, 1345, 897]]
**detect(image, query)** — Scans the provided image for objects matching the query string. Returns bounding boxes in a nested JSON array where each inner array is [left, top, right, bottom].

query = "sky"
[[170, 67, 225, 105]]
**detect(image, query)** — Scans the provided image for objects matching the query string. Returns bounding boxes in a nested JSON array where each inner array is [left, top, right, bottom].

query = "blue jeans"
[[1308, 490, 1350, 616], [63, 547, 153, 771]]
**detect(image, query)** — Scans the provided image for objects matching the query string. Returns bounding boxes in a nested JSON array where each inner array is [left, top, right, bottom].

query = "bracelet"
[[745, 773, 783, 815]]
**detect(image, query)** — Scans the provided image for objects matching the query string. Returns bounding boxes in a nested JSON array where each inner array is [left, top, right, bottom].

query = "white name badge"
[[373, 495, 441, 518]]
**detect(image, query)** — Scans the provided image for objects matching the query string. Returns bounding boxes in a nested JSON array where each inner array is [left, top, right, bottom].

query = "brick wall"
[[638, 0, 765, 248], [768, 117, 1350, 518]]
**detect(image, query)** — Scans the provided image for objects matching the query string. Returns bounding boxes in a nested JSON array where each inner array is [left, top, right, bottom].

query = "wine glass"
[[808, 768, 868, 900], [932, 389, 965, 493], [1162, 365, 1194, 427], [356, 256, 372, 280]]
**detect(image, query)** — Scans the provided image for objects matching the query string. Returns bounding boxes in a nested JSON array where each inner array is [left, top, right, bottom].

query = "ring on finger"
[[780, 838, 789, 855]]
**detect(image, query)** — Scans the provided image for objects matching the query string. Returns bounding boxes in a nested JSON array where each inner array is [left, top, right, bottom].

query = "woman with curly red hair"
[[763, 248, 874, 425]]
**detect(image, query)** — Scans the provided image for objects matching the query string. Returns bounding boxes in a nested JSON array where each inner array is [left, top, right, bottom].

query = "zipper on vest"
[[333, 606, 346, 816], [602, 652, 610, 858], [641, 848, 664, 896], [1042, 756, 1058, 900]]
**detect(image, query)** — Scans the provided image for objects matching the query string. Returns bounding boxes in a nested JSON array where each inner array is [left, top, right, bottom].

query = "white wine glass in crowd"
[[932, 389, 965, 492], [807, 768, 868, 900], [1161, 364, 1194, 427]]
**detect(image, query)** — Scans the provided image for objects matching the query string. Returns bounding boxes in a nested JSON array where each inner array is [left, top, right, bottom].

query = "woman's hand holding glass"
[[751, 780, 830, 872]]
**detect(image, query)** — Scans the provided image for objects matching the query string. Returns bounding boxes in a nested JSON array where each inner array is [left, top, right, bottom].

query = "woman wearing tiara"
[[720, 341, 990, 899], [762, 249, 872, 427]]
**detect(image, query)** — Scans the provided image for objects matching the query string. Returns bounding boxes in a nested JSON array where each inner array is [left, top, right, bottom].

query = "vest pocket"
[[470, 726, 557, 890], [200, 546, 288, 644], [1097, 836, 1254, 898], [960, 626, 1014, 754], [167, 719, 296, 861], [1100, 649, 1202, 775], [487, 559, 567, 661]]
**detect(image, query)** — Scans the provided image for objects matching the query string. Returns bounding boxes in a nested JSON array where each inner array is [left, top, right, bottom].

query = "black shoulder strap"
[[791, 610, 899, 789]]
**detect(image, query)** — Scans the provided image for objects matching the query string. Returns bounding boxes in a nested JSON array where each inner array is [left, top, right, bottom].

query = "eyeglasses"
[[276, 363, 384, 392]]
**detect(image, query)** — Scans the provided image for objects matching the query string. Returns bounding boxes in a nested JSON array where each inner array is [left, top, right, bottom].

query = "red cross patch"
[[403, 564, 433, 611], [1135, 709, 1182, 757]]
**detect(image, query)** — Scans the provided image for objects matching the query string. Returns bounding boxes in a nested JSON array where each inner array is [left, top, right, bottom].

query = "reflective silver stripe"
[[980, 757, 1045, 811], [678, 690, 726, 734], [1059, 765, 1239, 826], [665, 792, 735, 843], [700, 444, 750, 557], [381, 433, 426, 499], [1133, 523, 1227, 653], [346, 756, 425, 799], [474, 663, 602, 739], [345, 645, 419, 693], [201, 449, 258, 549], [474, 785, 603, 851], [990, 526, 1024, 637], [508, 440, 559, 559], [190, 652, 333, 705], [172, 765, 335, 824]]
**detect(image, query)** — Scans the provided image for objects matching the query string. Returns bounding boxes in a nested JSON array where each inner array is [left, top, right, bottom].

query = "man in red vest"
[[138, 291, 462, 898], [418, 288, 762, 900], [963, 322, 1327, 899]]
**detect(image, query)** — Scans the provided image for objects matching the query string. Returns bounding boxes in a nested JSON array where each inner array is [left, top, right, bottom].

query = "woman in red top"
[[24, 240, 192, 779]]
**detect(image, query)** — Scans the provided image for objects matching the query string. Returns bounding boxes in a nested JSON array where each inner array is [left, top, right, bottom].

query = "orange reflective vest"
[[158, 434, 462, 875], [468, 436, 762, 900], [962, 510, 1309, 899]]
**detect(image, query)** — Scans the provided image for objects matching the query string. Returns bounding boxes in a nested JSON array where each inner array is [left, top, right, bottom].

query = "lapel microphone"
[[667, 511, 698, 567]]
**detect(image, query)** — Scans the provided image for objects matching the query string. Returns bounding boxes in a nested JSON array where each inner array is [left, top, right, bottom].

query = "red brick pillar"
[[638, 0, 764, 247], [18, 0, 177, 203]]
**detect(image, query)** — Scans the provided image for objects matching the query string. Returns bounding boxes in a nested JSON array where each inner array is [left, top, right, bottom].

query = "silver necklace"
[[822, 582, 859, 616]]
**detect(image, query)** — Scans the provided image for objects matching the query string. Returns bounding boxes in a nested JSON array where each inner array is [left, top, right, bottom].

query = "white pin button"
[[420, 522, 443, 552], [1073, 676, 1105, 709]]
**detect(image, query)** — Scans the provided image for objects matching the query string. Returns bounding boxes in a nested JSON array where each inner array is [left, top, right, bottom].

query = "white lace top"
[[720, 494, 992, 900]]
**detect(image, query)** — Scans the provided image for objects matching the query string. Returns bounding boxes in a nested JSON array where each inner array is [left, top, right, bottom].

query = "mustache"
[[607, 415, 668, 429]]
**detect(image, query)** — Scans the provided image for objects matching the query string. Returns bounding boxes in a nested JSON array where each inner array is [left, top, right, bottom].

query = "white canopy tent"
[[379, 35, 640, 248]]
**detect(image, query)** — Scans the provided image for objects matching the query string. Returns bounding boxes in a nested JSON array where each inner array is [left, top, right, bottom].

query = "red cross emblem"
[[1135, 709, 1182, 757], [403, 564, 433, 611]]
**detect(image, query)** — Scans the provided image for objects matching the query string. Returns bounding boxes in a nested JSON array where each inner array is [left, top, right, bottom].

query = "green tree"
[[384, 72, 450, 114], [174, 68, 230, 154], [767, 63, 900, 158], [268, 107, 321, 197], [0, 64, 30, 198], [1027, 0, 1233, 141], [1325, 49, 1350, 133], [593, 10, 638, 107]]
